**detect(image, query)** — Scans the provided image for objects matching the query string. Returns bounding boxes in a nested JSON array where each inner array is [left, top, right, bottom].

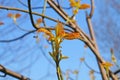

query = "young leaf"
[[102, 61, 113, 78], [64, 32, 80, 40], [60, 53, 69, 60], [0, 22, 4, 25], [35, 18, 42, 28], [102, 62, 113, 69], [55, 22, 65, 38], [37, 28, 54, 40], [79, 4, 90, 9], [110, 48, 117, 64], [7, 13, 21, 24], [7, 13, 13, 17], [15, 13, 21, 18]]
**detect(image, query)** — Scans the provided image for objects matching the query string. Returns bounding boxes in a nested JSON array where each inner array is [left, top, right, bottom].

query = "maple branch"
[[0, 27, 73, 43], [86, 0, 108, 79], [89, 0, 94, 18], [46, 0, 118, 80], [0, 64, 30, 80], [86, 0, 118, 79], [27, 0, 38, 29], [0, 6, 68, 26], [18, 0, 71, 9], [114, 69, 120, 74], [0, 30, 36, 43]]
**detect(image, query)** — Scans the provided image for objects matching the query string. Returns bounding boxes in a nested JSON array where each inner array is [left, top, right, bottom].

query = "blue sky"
[[0, 0, 120, 80]]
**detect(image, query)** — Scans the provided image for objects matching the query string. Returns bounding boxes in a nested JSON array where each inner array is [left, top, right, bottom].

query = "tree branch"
[[18, 0, 72, 9], [86, 0, 108, 79], [46, 0, 118, 80], [0, 30, 36, 43], [0, 6, 68, 26], [0, 64, 30, 80], [27, 0, 38, 29]]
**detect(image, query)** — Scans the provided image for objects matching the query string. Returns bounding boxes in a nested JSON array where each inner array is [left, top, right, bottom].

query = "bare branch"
[[0, 6, 68, 26], [18, 0, 71, 9], [27, 0, 38, 29], [47, 0, 118, 80], [89, 0, 95, 18], [0, 64, 30, 80], [0, 30, 36, 43]]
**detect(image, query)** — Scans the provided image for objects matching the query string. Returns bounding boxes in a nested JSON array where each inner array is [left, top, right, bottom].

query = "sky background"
[[0, 0, 120, 80]]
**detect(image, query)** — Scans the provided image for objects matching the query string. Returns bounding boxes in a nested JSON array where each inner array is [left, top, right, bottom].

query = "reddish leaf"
[[64, 32, 80, 40], [37, 18, 42, 24], [79, 4, 90, 9], [15, 13, 21, 18], [7, 13, 13, 17], [0, 22, 4, 25]]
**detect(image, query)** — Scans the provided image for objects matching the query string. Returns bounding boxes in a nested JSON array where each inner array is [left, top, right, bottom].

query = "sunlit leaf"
[[35, 18, 42, 28], [102, 62, 113, 69], [64, 32, 80, 40], [60, 53, 69, 60], [37, 18, 42, 23], [37, 28, 54, 40], [73, 9, 79, 15], [79, 4, 90, 9], [15, 13, 21, 18], [102, 61, 113, 78], [69, 0, 90, 15], [7, 13, 13, 17], [55, 22, 65, 38]]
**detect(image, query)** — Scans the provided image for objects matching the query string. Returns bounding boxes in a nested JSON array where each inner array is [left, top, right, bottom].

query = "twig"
[[85, 0, 108, 79], [0, 6, 70, 27], [46, 0, 118, 80], [27, 0, 37, 29], [89, 0, 94, 18], [86, 0, 118, 79], [0, 64, 30, 80], [84, 60, 100, 74], [114, 69, 120, 74], [18, 0, 71, 9], [0, 30, 36, 43]]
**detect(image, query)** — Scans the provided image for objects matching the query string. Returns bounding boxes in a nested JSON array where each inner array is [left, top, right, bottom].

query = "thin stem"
[[56, 63, 63, 80], [42, 0, 47, 27], [0, 6, 72, 29], [27, 0, 38, 29]]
